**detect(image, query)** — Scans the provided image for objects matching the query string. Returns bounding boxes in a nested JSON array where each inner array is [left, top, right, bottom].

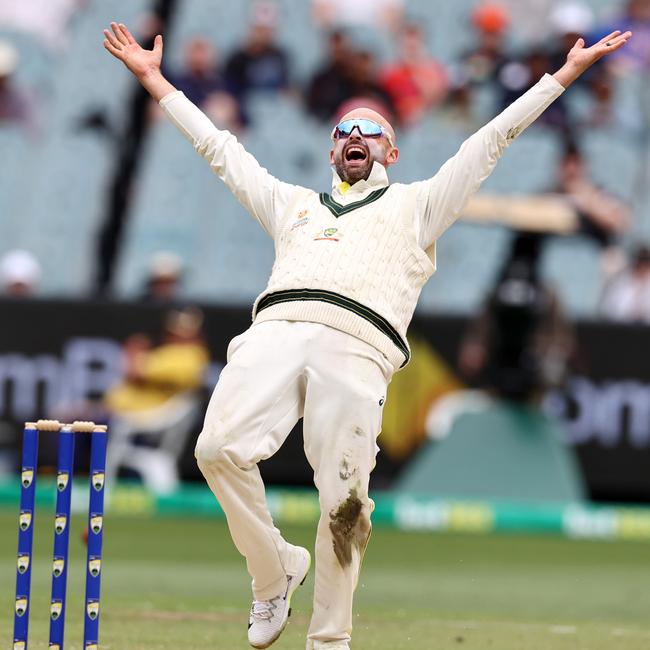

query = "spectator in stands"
[[334, 49, 394, 122], [497, 47, 571, 132], [104, 306, 210, 492], [450, 3, 572, 131], [460, 141, 630, 278], [474, 3, 605, 133], [448, 3, 511, 123], [224, 1, 289, 113], [0, 249, 41, 297], [600, 245, 650, 323], [460, 2, 510, 86], [380, 23, 450, 126], [0, 40, 36, 133], [104, 306, 209, 415], [312, 0, 404, 33], [0, 0, 83, 51], [547, 3, 614, 127], [169, 36, 242, 131], [170, 36, 227, 108], [141, 251, 183, 303], [598, 0, 650, 72], [553, 142, 629, 251], [306, 30, 353, 122], [459, 233, 574, 402]]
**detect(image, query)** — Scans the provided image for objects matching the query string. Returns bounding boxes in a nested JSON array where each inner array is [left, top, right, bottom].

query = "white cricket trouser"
[[194, 320, 393, 644]]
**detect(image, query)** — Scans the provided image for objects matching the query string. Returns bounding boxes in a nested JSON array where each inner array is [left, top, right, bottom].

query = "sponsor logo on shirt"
[[291, 209, 310, 230], [314, 227, 342, 242]]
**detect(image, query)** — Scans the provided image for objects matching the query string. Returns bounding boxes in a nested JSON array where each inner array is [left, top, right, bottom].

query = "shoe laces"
[[251, 598, 278, 621]]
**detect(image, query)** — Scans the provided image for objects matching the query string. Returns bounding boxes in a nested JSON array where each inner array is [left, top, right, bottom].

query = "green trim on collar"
[[319, 186, 389, 218], [255, 287, 409, 367]]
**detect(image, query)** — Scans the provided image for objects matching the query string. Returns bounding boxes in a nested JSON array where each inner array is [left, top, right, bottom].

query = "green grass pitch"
[[2, 511, 650, 649]]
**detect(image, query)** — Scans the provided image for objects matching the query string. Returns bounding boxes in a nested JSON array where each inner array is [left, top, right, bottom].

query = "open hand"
[[567, 30, 632, 71], [103, 22, 162, 80]]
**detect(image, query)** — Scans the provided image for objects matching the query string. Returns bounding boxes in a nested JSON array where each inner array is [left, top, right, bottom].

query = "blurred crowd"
[[2, 0, 650, 326], [4, 0, 650, 492], [2, 0, 650, 131]]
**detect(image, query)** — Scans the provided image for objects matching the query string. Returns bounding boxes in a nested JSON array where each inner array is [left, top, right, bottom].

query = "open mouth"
[[344, 144, 369, 164]]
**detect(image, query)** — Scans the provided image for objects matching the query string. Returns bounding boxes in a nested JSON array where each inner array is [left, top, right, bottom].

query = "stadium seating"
[[2, 0, 645, 318], [0, 0, 152, 293]]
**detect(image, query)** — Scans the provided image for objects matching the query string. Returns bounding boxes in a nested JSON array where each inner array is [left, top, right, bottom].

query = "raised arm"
[[416, 29, 632, 249], [103, 22, 297, 237], [103, 22, 175, 101], [552, 30, 631, 88]]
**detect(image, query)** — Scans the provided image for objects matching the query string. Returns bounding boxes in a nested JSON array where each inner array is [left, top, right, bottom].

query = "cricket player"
[[103, 22, 631, 650]]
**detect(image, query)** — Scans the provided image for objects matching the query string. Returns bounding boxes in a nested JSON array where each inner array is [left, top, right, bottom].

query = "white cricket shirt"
[[160, 73, 565, 370]]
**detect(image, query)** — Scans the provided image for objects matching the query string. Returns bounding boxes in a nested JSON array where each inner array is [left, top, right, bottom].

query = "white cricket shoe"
[[248, 546, 311, 649]]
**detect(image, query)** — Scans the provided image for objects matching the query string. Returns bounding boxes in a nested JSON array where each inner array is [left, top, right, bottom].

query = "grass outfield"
[[2, 512, 650, 649]]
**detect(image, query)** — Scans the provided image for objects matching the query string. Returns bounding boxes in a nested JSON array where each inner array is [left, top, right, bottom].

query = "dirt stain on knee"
[[353, 426, 364, 437], [329, 488, 371, 568]]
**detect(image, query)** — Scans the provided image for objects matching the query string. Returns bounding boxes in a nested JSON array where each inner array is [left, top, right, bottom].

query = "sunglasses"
[[331, 118, 394, 147]]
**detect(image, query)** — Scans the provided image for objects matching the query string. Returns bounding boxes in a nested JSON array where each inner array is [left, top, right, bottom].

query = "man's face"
[[329, 110, 398, 185], [330, 131, 390, 184]]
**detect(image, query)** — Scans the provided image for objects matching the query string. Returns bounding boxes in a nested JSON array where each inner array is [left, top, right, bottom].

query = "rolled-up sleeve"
[[416, 73, 565, 249], [160, 91, 298, 237]]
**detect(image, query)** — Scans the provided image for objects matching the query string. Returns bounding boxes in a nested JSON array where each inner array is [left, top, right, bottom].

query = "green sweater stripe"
[[318, 187, 389, 217], [256, 288, 409, 366]]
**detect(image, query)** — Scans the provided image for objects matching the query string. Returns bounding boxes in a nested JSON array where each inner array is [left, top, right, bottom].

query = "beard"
[[334, 157, 373, 184], [334, 140, 376, 184]]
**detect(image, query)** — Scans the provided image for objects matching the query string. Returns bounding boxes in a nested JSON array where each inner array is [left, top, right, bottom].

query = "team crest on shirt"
[[314, 227, 342, 242]]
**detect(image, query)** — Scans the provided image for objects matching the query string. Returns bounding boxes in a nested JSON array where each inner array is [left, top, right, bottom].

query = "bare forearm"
[[138, 69, 176, 103], [552, 61, 583, 89]]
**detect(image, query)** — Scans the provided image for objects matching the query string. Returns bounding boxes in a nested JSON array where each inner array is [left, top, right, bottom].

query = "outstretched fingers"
[[111, 21, 129, 46], [601, 30, 632, 53], [103, 28, 121, 50], [118, 23, 136, 45], [598, 30, 622, 45], [103, 38, 122, 59]]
